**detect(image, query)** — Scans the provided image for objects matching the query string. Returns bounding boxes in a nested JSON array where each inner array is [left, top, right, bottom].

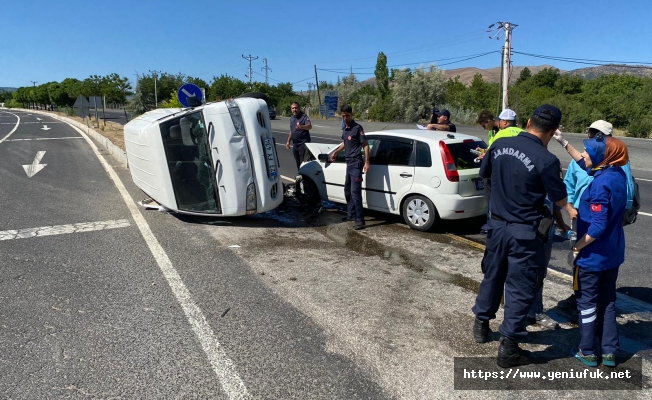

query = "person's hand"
[[296, 122, 300, 128], [285, 141, 291, 150], [567, 250, 579, 267], [363, 163, 370, 174], [329, 152, 336, 162], [553, 129, 569, 147], [567, 205, 578, 220]]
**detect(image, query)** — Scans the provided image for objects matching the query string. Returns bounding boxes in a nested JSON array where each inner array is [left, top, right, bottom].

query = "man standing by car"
[[471, 104, 568, 368], [489, 108, 522, 146], [329, 105, 370, 230], [286, 102, 312, 170], [426, 109, 456, 132]]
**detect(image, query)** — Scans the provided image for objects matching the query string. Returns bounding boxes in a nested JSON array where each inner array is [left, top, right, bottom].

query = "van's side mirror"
[[318, 154, 330, 162]]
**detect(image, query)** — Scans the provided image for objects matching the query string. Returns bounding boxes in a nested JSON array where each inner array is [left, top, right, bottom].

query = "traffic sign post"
[[177, 83, 204, 107]]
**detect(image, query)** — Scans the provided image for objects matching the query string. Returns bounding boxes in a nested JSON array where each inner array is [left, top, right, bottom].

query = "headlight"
[[226, 100, 246, 136], [246, 183, 257, 213]]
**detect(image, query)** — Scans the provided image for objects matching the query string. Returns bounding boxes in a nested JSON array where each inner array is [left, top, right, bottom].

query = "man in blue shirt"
[[471, 104, 568, 368], [285, 102, 312, 171], [329, 105, 370, 230]]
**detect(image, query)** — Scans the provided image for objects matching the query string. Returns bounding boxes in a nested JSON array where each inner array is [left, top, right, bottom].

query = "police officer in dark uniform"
[[329, 105, 370, 230], [286, 102, 312, 170], [471, 104, 568, 368]]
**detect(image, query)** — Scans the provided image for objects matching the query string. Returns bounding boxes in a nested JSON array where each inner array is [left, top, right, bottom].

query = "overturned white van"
[[124, 97, 283, 216]]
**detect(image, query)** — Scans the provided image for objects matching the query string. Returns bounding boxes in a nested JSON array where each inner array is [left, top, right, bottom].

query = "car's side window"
[[415, 141, 432, 167], [369, 138, 414, 166]]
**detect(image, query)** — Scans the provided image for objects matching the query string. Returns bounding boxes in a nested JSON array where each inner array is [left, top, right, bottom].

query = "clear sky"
[[2, 0, 652, 90]]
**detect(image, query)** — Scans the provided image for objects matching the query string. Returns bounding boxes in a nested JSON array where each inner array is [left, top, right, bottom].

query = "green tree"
[[516, 67, 532, 84], [374, 52, 389, 100]]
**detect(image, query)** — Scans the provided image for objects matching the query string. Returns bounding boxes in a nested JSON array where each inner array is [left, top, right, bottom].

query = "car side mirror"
[[318, 154, 329, 162]]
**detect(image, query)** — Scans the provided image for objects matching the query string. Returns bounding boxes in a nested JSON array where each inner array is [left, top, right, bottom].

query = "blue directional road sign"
[[177, 83, 204, 107]]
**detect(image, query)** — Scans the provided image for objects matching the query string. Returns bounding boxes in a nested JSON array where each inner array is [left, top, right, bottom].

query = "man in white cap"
[[488, 109, 522, 147]]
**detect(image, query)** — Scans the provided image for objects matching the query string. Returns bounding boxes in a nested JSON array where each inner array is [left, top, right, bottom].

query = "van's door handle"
[[400, 173, 412, 178]]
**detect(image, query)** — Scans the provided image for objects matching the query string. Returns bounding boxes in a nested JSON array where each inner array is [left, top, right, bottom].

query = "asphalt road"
[[0, 109, 388, 398], [271, 116, 652, 304], [1, 109, 650, 396]]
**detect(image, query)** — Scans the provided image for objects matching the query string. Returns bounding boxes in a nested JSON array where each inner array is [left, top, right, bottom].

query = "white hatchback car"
[[296, 129, 488, 231]]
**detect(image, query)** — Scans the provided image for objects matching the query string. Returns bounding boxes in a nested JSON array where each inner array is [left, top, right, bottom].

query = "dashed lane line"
[[281, 175, 295, 182], [5, 137, 83, 142], [63, 120, 251, 399], [0, 219, 131, 241]]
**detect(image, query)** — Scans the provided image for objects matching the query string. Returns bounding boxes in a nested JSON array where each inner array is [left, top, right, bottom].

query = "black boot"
[[473, 318, 490, 343], [497, 336, 532, 368]]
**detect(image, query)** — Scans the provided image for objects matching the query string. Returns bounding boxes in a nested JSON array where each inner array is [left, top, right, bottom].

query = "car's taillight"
[[439, 141, 459, 182]]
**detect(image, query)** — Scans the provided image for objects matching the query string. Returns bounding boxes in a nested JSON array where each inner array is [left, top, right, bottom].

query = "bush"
[[62, 106, 76, 117], [626, 118, 652, 138]]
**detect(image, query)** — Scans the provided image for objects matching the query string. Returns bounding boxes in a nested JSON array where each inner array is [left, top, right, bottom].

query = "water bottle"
[[566, 230, 577, 241]]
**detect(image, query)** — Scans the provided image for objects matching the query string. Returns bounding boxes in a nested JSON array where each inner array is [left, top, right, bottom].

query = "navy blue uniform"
[[290, 112, 311, 169], [472, 132, 567, 340], [342, 121, 366, 222]]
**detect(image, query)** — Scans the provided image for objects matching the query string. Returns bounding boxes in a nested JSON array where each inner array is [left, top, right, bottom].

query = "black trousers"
[[292, 143, 307, 170]]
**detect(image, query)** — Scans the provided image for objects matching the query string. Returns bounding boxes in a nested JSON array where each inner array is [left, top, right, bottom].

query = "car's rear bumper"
[[436, 194, 487, 220]]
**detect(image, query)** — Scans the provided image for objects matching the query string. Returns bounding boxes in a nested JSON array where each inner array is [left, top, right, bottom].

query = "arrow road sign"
[[177, 83, 203, 107], [23, 151, 47, 178], [36, 117, 42, 121], [41, 125, 51, 130]]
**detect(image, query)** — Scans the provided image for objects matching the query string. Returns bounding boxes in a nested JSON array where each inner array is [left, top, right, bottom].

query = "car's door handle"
[[400, 173, 412, 178]]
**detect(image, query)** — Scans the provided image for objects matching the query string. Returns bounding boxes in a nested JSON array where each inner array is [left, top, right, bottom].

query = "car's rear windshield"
[[446, 140, 487, 170]]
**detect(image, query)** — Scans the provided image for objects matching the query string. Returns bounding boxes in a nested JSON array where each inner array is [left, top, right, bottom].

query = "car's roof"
[[365, 129, 483, 143]]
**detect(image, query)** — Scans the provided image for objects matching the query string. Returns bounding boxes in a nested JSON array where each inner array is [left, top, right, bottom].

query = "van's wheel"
[[296, 175, 320, 205], [402, 195, 438, 231]]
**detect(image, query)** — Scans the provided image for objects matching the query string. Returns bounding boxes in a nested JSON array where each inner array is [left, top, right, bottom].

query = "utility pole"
[[30, 81, 37, 109], [149, 70, 161, 108], [314, 65, 321, 107], [261, 58, 272, 84], [487, 21, 517, 111], [242, 54, 258, 86]]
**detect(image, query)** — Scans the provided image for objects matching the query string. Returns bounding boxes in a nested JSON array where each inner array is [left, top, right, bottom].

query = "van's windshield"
[[446, 140, 487, 170], [160, 111, 220, 213]]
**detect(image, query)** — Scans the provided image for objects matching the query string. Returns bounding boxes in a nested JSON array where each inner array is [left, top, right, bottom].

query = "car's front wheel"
[[296, 175, 320, 205], [402, 195, 438, 231]]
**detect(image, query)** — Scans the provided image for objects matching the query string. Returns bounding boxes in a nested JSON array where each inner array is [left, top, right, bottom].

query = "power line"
[[513, 51, 652, 69], [319, 51, 500, 72]]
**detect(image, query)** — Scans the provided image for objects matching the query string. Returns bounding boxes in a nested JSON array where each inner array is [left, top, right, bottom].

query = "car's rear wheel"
[[402, 195, 438, 231], [296, 175, 320, 205]]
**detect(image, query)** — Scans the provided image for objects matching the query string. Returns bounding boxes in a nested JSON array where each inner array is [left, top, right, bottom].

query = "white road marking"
[[22, 151, 47, 177], [639, 211, 652, 217], [0, 110, 21, 144], [0, 219, 131, 241], [63, 120, 251, 399], [636, 177, 652, 183], [0, 121, 63, 124], [6, 137, 82, 142], [41, 125, 51, 131], [281, 175, 295, 182]]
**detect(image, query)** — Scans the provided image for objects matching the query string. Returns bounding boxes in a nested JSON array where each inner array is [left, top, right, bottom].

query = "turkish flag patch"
[[590, 204, 602, 212], [348, 135, 352, 140]]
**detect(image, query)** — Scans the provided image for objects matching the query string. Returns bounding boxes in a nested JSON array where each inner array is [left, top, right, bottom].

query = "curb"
[[19, 109, 128, 168]]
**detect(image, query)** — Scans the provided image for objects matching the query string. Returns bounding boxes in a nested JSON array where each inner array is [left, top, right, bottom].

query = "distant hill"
[[362, 65, 559, 87], [444, 65, 559, 85], [568, 64, 652, 79], [0, 87, 17, 92], [361, 63, 652, 88]]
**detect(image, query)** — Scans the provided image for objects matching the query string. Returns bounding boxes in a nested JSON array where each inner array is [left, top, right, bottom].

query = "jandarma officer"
[[329, 105, 370, 230], [471, 104, 568, 368]]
